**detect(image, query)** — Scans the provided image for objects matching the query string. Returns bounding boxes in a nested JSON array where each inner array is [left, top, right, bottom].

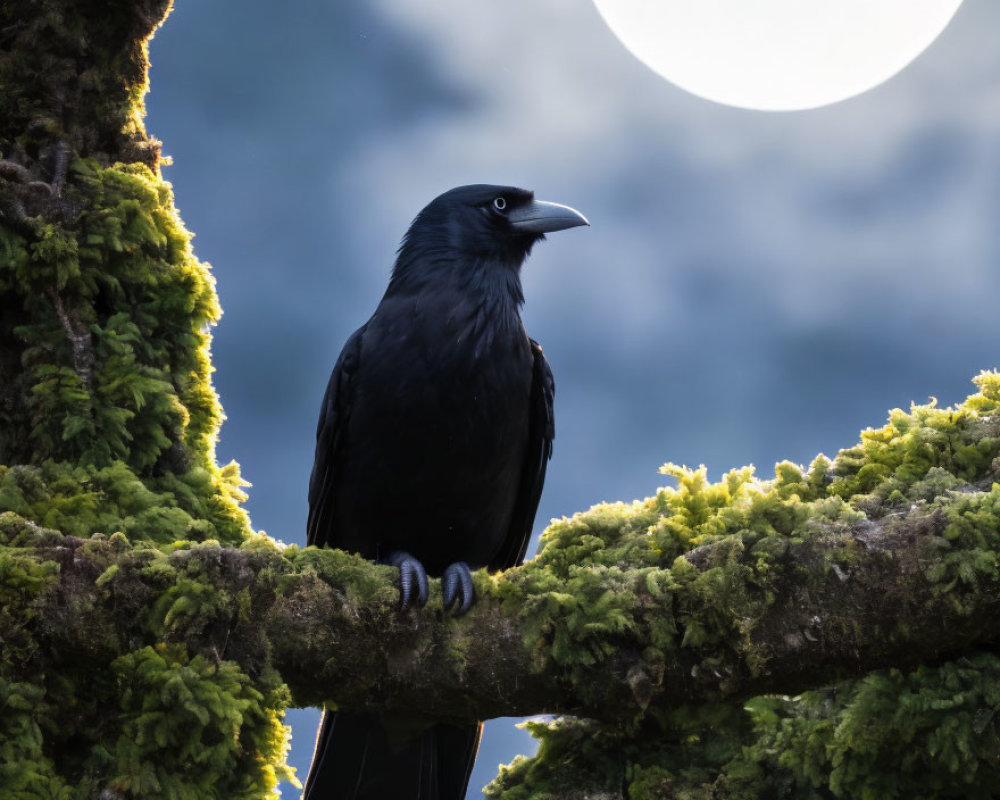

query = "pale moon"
[[592, 0, 964, 111]]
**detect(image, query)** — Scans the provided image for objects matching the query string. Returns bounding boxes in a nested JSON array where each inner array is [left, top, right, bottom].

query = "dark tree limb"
[[7, 496, 998, 727]]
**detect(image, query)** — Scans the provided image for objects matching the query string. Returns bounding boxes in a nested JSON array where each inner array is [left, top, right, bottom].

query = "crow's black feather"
[[303, 184, 585, 799]]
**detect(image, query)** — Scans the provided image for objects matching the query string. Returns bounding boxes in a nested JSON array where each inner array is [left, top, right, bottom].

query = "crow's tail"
[[302, 709, 483, 800]]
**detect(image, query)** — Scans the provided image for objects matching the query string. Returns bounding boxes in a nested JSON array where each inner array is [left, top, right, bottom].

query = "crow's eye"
[[492, 196, 507, 212]]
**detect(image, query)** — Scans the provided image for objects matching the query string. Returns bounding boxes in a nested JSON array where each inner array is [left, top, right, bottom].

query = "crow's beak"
[[508, 199, 589, 234]]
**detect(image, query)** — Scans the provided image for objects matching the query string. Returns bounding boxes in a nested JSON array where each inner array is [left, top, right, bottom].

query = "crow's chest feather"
[[356, 294, 533, 440]]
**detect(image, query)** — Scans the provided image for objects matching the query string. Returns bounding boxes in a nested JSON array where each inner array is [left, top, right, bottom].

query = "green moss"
[[2, 151, 251, 548], [488, 373, 1000, 798], [0, 460, 247, 545], [485, 705, 753, 800], [4, 158, 221, 472], [1, 3, 278, 792], [722, 652, 1000, 799], [502, 452, 866, 697], [284, 544, 398, 610], [828, 374, 1000, 512], [0, 0, 170, 161], [0, 678, 72, 800], [487, 654, 1000, 800], [0, 528, 309, 797], [0, 537, 60, 676], [107, 645, 294, 800]]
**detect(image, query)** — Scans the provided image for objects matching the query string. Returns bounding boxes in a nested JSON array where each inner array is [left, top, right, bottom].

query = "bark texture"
[[4, 493, 999, 724]]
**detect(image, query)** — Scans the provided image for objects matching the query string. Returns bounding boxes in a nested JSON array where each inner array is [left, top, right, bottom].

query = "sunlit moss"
[[108, 645, 294, 800], [1, 0, 278, 791], [486, 373, 1000, 798]]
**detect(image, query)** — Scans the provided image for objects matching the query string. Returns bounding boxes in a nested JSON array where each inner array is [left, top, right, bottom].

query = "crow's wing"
[[306, 326, 365, 548], [489, 338, 555, 571]]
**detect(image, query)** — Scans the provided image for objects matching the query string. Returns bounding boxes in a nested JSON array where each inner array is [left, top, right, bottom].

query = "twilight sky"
[[145, 0, 1000, 794]]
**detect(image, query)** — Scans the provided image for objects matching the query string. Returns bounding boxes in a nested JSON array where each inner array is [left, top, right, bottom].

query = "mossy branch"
[[5, 473, 1000, 727]]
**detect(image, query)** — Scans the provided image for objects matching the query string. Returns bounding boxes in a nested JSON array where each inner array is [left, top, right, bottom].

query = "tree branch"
[[7, 485, 999, 726]]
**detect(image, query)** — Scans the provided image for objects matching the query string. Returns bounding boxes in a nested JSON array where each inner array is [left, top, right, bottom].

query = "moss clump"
[[720, 652, 1000, 799], [0, 0, 170, 165], [486, 706, 753, 800], [0, 155, 247, 515], [0, 643, 295, 800], [828, 372, 1000, 511], [14, 159, 222, 470], [0, 518, 303, 798], [488, 372, 1000, 798], [502, 455, 863, 693], [0, 678, 72, 800], [489, 652, 1000, 800], [108, 645, 294, 800], [0, 460, 248, 545], [2, 153, 251, 547]]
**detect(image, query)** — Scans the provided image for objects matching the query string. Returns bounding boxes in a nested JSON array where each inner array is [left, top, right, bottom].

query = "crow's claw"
[[442, 561, 474, 616], [388, 551, 429, 610]]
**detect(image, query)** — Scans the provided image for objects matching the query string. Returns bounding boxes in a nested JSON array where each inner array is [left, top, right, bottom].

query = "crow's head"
[[394, 185, 588, 282]]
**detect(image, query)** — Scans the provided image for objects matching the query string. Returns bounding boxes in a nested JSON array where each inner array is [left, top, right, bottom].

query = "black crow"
[[302, 184, 587, 799]]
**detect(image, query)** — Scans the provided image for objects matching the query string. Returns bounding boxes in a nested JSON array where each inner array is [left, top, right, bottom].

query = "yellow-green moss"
[[4, 158, 223, 472], [1, 3, 277, 790], [488, 373, 1000, 799], [108, 645, 294, 800]]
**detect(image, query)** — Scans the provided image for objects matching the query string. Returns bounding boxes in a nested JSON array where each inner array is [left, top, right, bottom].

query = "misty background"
[[144, 0, 1000, 795]]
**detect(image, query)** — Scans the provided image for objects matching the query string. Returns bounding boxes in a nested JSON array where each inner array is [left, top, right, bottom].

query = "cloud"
[[333, 0, 1000, 337]]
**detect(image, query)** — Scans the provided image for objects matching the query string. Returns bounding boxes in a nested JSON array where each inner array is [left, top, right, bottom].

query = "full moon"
[[592, 0, 964, 111]]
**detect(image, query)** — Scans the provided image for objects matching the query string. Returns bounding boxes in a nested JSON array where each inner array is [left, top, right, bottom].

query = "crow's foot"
[[387, 551, 429, 610], [442, 561, 474, 616]]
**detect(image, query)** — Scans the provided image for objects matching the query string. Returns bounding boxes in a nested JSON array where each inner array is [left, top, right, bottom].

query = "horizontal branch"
[[5, 490, 1000, 726]]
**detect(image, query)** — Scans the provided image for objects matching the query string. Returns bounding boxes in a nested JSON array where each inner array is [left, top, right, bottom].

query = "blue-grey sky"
[[145, 0, 1000, 795]]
